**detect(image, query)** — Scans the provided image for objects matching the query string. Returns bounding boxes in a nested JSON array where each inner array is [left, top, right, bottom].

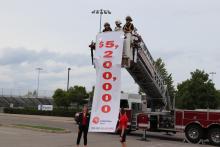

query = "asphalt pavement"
[[0, 113, 212, 147]]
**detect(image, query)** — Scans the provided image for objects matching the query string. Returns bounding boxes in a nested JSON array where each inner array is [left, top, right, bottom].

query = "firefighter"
[[114, 20, 122, 31], [103, 22, 112, 32], [123, 16, 134, 33], [122, 16, 134, 67]]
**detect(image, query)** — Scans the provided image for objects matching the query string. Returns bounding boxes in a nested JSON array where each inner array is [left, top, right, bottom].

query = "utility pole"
[[67, 68, 71, 91], [91, 9, 111, 32], [36, 67, 43, 98]]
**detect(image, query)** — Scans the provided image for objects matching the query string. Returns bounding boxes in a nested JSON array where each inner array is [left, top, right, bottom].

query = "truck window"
[[120, 99, 129, 108], [132, 103, 142, 111]]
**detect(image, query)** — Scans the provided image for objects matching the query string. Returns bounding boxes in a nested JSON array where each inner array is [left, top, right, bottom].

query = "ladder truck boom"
[[89, 31, 171, 111], [125, 37, 171, 111]]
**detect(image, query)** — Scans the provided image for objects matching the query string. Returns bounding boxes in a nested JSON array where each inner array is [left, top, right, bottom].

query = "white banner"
[[89, 31, 124, 132]]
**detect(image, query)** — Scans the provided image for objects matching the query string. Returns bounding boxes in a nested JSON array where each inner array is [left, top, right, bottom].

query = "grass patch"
[[12, 124, 70, 133]]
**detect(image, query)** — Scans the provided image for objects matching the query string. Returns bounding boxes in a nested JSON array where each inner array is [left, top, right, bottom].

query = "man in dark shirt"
[[76, 105, 90, 147]]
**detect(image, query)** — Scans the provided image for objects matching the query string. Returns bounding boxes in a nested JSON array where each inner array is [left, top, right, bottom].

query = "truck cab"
[[120, 93, 142, 132]]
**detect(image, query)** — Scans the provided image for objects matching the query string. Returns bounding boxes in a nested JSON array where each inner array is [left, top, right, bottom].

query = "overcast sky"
[[0, 0, 219, 94]]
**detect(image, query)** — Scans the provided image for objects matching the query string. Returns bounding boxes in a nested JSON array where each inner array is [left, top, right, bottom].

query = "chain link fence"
[[0, 88, 54, 98]]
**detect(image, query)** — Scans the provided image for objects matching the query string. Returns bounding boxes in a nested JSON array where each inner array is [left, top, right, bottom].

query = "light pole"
[[91, 9, 111, 32], [67, 68, 71, 91], [36, 67, 43, 98], [209, 72, 216, 82]]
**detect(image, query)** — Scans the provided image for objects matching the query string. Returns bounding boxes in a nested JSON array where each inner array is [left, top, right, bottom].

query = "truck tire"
[[185, 124, 203, 143], [208, 127, 220, 146]]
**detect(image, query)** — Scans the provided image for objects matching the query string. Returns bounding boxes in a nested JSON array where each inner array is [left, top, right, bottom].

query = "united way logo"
[[92, 116, 100, 124]]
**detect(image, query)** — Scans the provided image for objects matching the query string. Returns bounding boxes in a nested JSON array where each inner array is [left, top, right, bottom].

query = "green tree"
[[176, 69, 219, 109], [88, 86, 95, 106], [53, 89, 70, 108], [216, 90, 220, 108], [154, 58, 176, 105], [68, 86, 89, 108]]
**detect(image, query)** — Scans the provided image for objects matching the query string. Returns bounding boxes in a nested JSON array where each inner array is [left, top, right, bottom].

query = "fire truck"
[[120, 93, 142, 132], [137, 109, 220, 145], [89, 23, 220, 146]]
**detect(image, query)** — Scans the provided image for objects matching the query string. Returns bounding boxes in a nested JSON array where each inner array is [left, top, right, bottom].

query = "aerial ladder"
[[89, 30, 171, 112], [124, 34, 171, 112]]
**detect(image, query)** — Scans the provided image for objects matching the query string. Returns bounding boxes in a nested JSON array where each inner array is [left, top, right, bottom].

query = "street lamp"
[[67, 68, 71, 91], [91, 9, 111, 32], [36, 67, 43, 98], [209, 72, 216, 82]]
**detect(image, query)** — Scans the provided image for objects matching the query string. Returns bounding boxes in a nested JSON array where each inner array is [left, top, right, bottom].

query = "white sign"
[[38, 105, 53, 111], [89, 31, 124, 132]]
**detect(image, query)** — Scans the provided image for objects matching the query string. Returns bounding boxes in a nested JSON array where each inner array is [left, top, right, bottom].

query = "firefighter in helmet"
[[103, 22, 112, 32], [123, 16, 134, 33], [114, 20, 122, 31], [122, 16, 135, 67]]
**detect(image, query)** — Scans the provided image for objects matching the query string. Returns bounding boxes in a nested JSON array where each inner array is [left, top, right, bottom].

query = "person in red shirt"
[[118, 108, 128, 147], [76, 105, 90, 147]]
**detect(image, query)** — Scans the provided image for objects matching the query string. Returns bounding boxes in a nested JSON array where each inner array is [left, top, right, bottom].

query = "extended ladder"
[[125, 36, 171, 111]]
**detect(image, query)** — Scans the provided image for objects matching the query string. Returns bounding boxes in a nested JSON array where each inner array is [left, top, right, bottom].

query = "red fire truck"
[[136, 109, 220, 145], [119, 93, 142, 132], [89, 25, 220, 145]]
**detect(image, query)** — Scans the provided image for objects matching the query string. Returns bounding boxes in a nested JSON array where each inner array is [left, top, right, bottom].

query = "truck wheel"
[[185, 124, 203, 143], [208, 127, 220, 146]]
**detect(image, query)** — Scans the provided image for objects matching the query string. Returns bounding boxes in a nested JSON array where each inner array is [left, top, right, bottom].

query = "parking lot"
[[0, 113, 212, 147]]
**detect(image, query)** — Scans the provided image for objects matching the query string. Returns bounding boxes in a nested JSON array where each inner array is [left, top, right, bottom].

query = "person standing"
[[103, 22, 113, 32], [76, 105, 90, 147], [118, 108, 128, 147], [122, 16, 135, 67], [114, 20, 123, 31], [123, 16, 134, 33]]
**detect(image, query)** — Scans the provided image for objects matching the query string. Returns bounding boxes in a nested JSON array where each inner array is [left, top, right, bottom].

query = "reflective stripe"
[[175, 125, 185, 130], [138, 123, 149, 128]]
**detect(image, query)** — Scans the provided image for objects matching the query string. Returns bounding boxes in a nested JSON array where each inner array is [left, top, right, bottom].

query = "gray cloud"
[[0, 47, 94, 91], [0, 47, 139, 93], [0, 0, 220, 92], [0, 47, 91, 67]]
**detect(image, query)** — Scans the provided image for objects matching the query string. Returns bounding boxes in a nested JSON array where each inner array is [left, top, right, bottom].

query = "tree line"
[[154, 58, 220, 109], [53, 58, 220, 110], [53, 86, 94, 109]]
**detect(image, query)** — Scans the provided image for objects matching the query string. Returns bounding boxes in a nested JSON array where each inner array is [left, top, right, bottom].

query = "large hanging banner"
[[89, 31, 124, 132]]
